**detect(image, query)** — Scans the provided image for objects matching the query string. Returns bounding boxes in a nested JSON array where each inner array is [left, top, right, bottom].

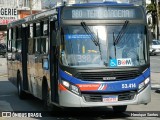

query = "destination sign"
[[62, 7, 143, 20]]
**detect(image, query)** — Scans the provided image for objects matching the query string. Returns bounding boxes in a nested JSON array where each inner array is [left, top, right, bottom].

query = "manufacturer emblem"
[[103, 77, 116, 80]]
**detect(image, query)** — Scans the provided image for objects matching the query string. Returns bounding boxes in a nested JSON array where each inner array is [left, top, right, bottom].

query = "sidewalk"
[[151, 72, 160, 84], [151, 72, 160, 90], [0, 58, 7, 66], [0, 58, 7, 78]]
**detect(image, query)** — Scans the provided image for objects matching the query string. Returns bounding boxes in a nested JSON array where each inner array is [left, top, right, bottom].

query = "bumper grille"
[[75, 70, 140, 81], [82, 91, 136, 102]]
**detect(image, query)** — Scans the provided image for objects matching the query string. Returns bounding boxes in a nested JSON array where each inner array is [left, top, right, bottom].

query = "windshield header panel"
[[62, 6, 144, 20]]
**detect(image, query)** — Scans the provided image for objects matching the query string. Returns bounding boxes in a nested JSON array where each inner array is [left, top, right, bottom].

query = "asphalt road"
[[0, 56, 160, 120], [150, 55, 160, 73]]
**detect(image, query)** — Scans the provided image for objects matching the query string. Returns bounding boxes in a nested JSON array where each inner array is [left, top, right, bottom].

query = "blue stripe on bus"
[[59, 68, 150, 92], [72, 2, 133, 7]]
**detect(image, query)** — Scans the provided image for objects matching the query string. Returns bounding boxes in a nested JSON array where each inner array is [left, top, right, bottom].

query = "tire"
[[42, 81, 61, 112], [42, 81, 50, 110], [112, 105, 127, 113], [17, 73, 26, 99]]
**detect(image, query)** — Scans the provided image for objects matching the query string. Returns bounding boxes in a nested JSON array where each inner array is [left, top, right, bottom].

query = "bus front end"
[[58, 3, 151, 111]]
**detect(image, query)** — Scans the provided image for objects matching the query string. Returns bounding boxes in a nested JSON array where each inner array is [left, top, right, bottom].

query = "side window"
[[28, 24, 34, 55], [28, 38, 34, 55], [42, 19, 49, 54], [17, 40, 22, 52], [36, 22, 41, 37], [8, 29, 11, 40], [33, 20, 49, 55], [7, 41, 11, 52], [43, 20, 48, 36], [30, 24, 33, 38], [7, 29, 12, 51], [11, 28, 16, 52], [12, 40, 16, 52], [17, 26, 21, 39], [14, 27, 21, 52], [35, 38, 41, 54], [41, 38, 48, 54], [13, 27, 16, 40]]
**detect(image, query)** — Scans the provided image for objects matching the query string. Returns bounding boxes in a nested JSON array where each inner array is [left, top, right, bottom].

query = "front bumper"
[[59, 84, 151, 107]]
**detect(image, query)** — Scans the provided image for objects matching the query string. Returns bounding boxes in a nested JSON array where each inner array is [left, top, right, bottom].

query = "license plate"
[[103, 95, 118, 102]]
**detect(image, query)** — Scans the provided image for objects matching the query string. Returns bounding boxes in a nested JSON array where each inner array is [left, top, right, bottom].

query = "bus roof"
[[7, 1, 141, 28], [71, 1, 134, 7]]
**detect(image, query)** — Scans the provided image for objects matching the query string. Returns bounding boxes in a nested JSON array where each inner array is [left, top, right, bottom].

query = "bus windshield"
[[61, 24, 147, 68]]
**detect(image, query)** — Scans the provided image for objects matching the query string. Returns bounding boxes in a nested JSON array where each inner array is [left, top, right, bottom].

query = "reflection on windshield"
[[61, 24, 147, 68]]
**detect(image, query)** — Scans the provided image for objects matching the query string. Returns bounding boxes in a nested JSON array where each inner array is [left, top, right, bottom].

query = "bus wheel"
[[42, 82, 50, 110], [112, 105, 127, 113], [17, 73, 26, 99]]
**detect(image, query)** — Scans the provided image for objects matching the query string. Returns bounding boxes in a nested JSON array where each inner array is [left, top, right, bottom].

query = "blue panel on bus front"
[[59, 68, 150, 92], [65, 34, 91, 40]]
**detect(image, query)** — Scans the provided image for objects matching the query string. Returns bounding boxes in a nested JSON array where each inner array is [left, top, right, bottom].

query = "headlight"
[[62, 81, 70, 88], [138, 77, 150, 92], [70, 85, 79, 95], [61, 80, 80, 96], [144, 78, 150, 85], [138, 82, 145, 90]]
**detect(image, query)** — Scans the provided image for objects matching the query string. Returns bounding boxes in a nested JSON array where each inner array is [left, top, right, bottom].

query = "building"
[[0, 0, 42, 43], [0, 0, 42, 30], [18, 0, 42, 18], [0, 0, 17, 31]]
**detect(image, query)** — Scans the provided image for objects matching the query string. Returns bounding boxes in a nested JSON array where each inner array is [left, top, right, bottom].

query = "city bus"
[[7, 1, 151, 112]]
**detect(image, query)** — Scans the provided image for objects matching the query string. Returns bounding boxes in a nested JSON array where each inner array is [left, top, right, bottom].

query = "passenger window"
[[17, 40, 22, 52], [10, 28, 16, 52], [28, 38, 34, 55], [7, 29, 12, 52], [7, 40, 11, 52], [30, 24, 33, 38], [43, 20, 48, 36], [41, 38, 48, 54], [36, 22, 41, 37], [12, 40, 16, 52], [17, 26, 21, 39], [35, 38, 41, 54], [13, 28, 16, 40]]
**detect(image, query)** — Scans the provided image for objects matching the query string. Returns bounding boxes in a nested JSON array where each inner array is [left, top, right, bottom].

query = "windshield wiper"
[[112, 20, 129, 59], [113, 32, 117, 59], [114, 20, 129, 46], [81, 22, 100, 46], [81, 22, 103, 62]]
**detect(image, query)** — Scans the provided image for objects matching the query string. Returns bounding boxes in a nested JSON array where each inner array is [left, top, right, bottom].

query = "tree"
[[147, 3, 156, 25], [146, 1, 157, 38]]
